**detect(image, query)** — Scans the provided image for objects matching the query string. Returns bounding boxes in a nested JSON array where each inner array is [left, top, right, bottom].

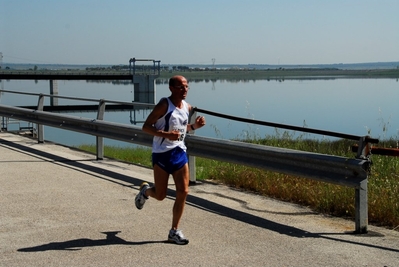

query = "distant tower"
[[212, 58, 216, 69]]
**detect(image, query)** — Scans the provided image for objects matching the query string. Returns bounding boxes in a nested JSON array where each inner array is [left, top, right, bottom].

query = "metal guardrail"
[[1, 88, 379, 233], [186, 135, 369, 188], [0, 103, 369, 185], [0, 97, 372, 233]]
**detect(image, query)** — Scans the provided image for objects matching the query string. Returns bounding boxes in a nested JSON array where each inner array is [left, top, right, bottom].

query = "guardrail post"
[[96, 99, 106, 160], [356, 136, 371, 159], [36, 94, 45, 143], [354, 136, 371, 233], [188, 108, 198, 185], [355, 179, 368, 233]]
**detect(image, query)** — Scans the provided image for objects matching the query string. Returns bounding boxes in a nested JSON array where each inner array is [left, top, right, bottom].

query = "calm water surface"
[[1, 78, 398, 147]]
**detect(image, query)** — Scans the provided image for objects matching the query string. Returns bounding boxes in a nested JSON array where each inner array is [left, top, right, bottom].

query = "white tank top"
[[152, 97, 189, 153]]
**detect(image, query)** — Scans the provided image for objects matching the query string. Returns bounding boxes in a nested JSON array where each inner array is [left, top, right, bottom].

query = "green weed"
[[76, 134, 399, 230]]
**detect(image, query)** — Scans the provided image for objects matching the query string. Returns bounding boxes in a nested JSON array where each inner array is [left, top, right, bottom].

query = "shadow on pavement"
[[2, 139, 398, 254], [18, 232, 166, 252]]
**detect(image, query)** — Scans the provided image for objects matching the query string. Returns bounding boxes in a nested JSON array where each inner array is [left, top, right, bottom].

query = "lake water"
[[1, 78, 398, 147]]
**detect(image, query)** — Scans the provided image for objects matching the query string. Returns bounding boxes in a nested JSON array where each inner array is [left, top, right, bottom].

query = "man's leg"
[[136, 164, 169, 209], [146, 164, 170, 201], [171, 163, 189, 230]]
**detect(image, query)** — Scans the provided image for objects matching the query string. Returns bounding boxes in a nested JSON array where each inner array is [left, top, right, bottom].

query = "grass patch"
[[77, 144, 153, 167], [76, 136, 399, 230]]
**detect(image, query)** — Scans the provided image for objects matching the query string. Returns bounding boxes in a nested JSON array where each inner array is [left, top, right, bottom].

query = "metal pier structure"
[[0, 58, 161, 104]]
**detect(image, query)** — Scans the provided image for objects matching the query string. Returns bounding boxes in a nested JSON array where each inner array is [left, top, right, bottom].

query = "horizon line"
[[3, 61, 399, 66]]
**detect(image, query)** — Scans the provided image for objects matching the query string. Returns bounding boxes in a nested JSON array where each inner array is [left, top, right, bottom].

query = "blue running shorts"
[[152, 146, 188, 174]]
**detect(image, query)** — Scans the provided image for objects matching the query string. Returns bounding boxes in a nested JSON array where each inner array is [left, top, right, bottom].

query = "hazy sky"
[[1, 0, 398, 65]]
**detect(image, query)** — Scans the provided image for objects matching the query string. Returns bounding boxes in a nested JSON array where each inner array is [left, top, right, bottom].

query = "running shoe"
[[135, 182, 149, 210], [168, 229, 189, 245]]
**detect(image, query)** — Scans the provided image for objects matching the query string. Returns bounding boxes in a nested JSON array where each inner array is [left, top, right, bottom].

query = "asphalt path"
[[1, 132, 398, 267]]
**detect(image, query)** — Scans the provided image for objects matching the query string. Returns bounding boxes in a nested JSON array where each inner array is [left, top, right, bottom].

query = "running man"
[[135, 75, 206, 245]]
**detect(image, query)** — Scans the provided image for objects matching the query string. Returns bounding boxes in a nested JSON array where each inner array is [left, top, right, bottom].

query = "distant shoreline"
[[159, 68, 399, 80], [2, 61, 399, 70], [1, 64, 399, 80]]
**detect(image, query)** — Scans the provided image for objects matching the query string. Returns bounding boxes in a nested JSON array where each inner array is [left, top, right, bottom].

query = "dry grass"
[[197, 137, 399, 230], [77, 137, 399, 230]]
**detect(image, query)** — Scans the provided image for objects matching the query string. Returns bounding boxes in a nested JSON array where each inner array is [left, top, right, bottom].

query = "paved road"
[[1, 132, 398, 267]]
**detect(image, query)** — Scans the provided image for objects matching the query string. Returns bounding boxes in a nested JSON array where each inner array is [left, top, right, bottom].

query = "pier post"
[[49, 80, 58, 106], [132, 75, 157, 104]]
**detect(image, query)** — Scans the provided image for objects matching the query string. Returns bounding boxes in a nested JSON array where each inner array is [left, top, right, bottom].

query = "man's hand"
[[168, 130, 181, 141], [194, 116, 206, 129]]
